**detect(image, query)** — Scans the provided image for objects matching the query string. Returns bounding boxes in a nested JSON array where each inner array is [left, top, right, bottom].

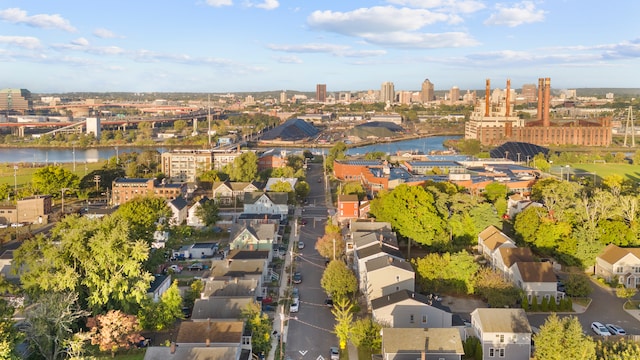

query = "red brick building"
[[111, 178, 186, 206]]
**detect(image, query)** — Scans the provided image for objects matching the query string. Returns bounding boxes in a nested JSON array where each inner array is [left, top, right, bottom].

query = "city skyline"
[[1, 1, 640, 93]]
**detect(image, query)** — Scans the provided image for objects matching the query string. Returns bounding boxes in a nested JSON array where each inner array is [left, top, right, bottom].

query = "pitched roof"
[[471, 308, 531, 333], [176, 320, 244, 344], [202, 278, 258, 297], [148, 274, 170, 294], [365, 255, 414, 273], [371, 290, 439, 310], [350, 220, 392, 232], [356, 243, 403, 261], [598, 244, 640, 264], [478, 225, 501, 239], [338, 194, 359, 202], [228, 250, 270, 260], [143, 346, 239, 360], [515, 262, 556, 283], [353, 231, 398, 249], [382, 328, 464, 355], [499, 247, 534, 268], [209, 259, 265, 277], [169, 196, 188, 210], [243, 191, 289, 205], [480, 227, 514, 251], [191, 297, 255, 320]]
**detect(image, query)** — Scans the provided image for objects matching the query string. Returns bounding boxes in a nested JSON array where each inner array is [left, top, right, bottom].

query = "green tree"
[[23, 292, 90, 360], [484, 182, 508, 203], [173, 119, 188, 133], [342, 182, 366, 200], [412, 251, 479, 294], [138, 281, 183, 331], [332, 297, 353, 350], [241, 301, 272, 356], [325, 142, 347, 172], [616, 286, 637, 301], [294, 181, 310, 201], [194, 197, 220, 226], [0, 299, 22, 360], [0, 183, 11, 202], [269, 180, 293, 193], [473, 267, 522, 308], [228, 152, 258, 182], [113, 196, 172, 244], [321, 260, 358, 299], [184, 279, 204, 310], [596, 338, 640, 359], [32, 165, 80, 198], [349, 317, 382, 352], [564, 273, 592, 297], [364, 151, 386, 160], [533, 314, 596, 360]]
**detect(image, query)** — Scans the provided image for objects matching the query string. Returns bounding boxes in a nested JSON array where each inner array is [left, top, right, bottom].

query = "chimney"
[[421, 350, 426, 360], [170, 342, 177, 354], [485, 79, 490, 117], [505, 79, 511, 117], [543, 77, 551, 127], [206, 338, 210, 347], [537, 78, 544, 121], [388, 256, 393, 264], [227, 258, 233, 268]]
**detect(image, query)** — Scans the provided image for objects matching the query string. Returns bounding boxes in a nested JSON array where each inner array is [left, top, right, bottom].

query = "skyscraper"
[[380, 81, 395, 103], [316, 84, 327, 103], [421, 79, 434, 103], [449, 86, 460, 104], [280, 91, 287, 104]]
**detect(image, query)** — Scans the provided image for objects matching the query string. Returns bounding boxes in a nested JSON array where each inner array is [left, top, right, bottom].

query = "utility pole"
[[61, 188, 70, 215], [13, 165, 18, 199], [208, 94, 212, 147]]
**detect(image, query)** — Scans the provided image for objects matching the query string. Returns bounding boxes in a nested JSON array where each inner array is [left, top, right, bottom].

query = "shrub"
[[521, 296, 529, 311], [548, 297, 557, 312], [541, 297, 549, 312], [531, 296, 539, 312]]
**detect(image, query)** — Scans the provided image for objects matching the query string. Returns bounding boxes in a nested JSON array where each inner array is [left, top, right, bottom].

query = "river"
[[0, 135, 461, 164]]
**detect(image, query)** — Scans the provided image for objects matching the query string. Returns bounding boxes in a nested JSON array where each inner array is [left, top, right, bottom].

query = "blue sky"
[[1, 1, 639, 93]]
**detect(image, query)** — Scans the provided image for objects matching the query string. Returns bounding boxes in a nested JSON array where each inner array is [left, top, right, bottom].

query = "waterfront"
[[0, 135, 461, 164]]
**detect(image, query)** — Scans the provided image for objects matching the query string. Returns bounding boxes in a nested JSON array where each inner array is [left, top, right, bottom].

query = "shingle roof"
[[243, 192, 289, 205], [471, 308, 531, 333], [191, 297, 255, 320], [481, 229, 514, 251], [228, 250, 270, 260], [598, 244, 640, 264], [499, 247, 534, 268], [209, 259, 265, 277], [176, 320, 244, 344], [356, 243, 403, 261], [144, 346, 239, 360], [365, 255, 414, 273], [382, 328, 464, 355], [169, 196, 188, 210], [371, 290, 434, 310], [350, 220, 392, 232], [202, 278, 257, 297], [515, 262, 556, 283]]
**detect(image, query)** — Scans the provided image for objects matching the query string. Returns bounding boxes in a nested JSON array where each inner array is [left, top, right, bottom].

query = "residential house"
[[144, 345, 246, 360], [470, 308, 531, 360], [229, 222, 279, 254], [187, 196, 209, 227], [381, 327, 464, 360], [147, 274, 172, 302], [168, 197, 189, 225], [201, 278, 259, 298], [173, 242, 219, 260], [191, 297, 256, 320], [212, 181, 261, 206], [596, 244, 640, 288], [372, 290, 453, 328], [493, 247, 534, 279], [152, 230, 169, 249], [337, 194, 360, 222], [506, 194, 543, 220], [243, 192, 289, 220], [363, 256, 415, 305], [477, 225, 516, 265], [264, 177, 298, 192], [0, 250, 17, 280], [209, 258, 269, 298], [512, 262, 557, 303], [355, 242, 404, 290]]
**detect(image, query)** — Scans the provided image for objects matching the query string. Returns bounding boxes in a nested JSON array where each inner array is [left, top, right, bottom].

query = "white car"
[[292, 287, 299, 302], [606, 324, 626, 335], [290, 300, 299, 313], [330, 347, 339, 360], [591, 322, 611, 336], [298, 241, 305, 250]]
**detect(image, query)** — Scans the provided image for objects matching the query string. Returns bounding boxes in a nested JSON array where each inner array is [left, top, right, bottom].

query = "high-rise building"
[[449, 86, 460, 104], [521, 84, 537, 103], [421, 79, 434, 103], [280, 91, 287, 104], [0, 88, 32, 112], [380, 82, 395, 103], [316, 84, 327, 102]]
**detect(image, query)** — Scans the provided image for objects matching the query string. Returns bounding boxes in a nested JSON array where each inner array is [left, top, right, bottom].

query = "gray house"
[[372, 290, 452, 328], [363, 256, 415, 307], [381, 327, 464, 360], [470, 308, 531, 360]]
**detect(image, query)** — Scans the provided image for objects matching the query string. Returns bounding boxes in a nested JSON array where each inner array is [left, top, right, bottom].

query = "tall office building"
[[449, 86, 460, 104], [380, 82, 395, 103], [0, 88, 32, 112], [421, 79, 434, 103], [280, 91, 287, 104], [316, 84, 327, 102]]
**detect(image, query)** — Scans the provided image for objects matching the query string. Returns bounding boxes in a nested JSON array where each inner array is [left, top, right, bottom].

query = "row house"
[[336, 194, 370, 223]]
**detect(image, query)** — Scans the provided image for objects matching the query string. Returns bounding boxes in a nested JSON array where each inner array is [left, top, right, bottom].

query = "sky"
[[1, 0, 640, 93]]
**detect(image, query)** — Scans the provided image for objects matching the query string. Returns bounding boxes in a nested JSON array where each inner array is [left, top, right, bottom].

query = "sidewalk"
[[267, 209, 301, 360]]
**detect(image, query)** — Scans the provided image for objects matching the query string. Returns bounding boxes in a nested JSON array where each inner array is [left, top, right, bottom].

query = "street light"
[[13, 165, 18, 199]]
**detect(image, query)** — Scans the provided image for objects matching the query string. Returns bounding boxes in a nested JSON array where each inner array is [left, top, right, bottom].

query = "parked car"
[[298, 218, 307, 226], [188, 262, 204, 271], [591, 322, 612, 336], [292, 272, 302, 284], [167, 264, 183, 273], [606, 324, 626, 335], [290, 300, 299, 313], [324, 298, 334, 307], [298, 241, 305, 250], [292, 287, 299, 301], [330, 347, 339, 360]]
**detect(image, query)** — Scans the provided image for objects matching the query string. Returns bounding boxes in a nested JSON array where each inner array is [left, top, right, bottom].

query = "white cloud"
[[386, 0, 485, 14], [93, 28, 120, 39], [0, 35, 41, 49], [206, 0, 233, 7], [254, 0, 280, 10], [484, 1, 545, 27], [274, 55, 303, 64], [365, 31, 479, 48], [71, 37, 89, 46], [0, 7, 76, 32], [268, 43, 386, 57]]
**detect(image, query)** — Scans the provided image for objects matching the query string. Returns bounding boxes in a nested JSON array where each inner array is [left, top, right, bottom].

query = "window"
[[499, 334, 504, 343], [409, 314, 414, 323], [616, 266, 624, 273], [499, 348, 505, 357], [489, 348, 495, 357], [422, 315, 427, 324], [633, 266, 640, 274]]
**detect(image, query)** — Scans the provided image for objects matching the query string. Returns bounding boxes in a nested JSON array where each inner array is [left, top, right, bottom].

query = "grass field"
[[0, 162, 107, 188], [552, 163, 640, 184]]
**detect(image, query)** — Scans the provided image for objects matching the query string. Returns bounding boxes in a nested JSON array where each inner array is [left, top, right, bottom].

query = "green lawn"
[[549, 162, 640, 185], [0, 161, 107, 188]]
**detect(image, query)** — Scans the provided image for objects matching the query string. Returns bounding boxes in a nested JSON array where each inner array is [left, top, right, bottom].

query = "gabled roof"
[[338, 194, 359, 202], [148, 274, 170, 294], [210, 259, 266, 277], [365, 255, 414, 273], [515, 262, 556, 283], [371, 290, 442, 310], [479, 226, 515, 251], [243, 191, 289, 205], [169, 197, 188, 210], [598, 244, 640, 265], [176, 320, 244, 344], [353, 231, 398, 249], [212, 180, 261, 192], [382, 328, 464, 355], [471, 308, 531, 333], [144, 346, 240, 360], [202, 278, 258, 297], [499, 247, 534, 268], [228, 250, 270, 260], [478, 225, 501, 240], [191, 297, 255, 320], [356, 243, 403, 261], [350, 220, 392, 232]]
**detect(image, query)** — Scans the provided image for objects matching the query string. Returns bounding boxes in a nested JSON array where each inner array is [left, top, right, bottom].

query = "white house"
[[147, 274, 172, 302], [381, 328, 464, 360], [512, 262, 558, 303], [363, 255, 415, 306], [372, 290, 453, 328], [187, 196, 209, 227], [470, 308, 531, 360], [243, 192, 289, 220], [168, 197, 189, 226], [477, 225, 516, 266], [595, 244, 640, 288]]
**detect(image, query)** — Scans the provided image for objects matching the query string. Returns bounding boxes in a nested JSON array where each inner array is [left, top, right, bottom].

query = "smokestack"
[[485, 79, 490, 117], [505, 79, 511, 117], [537, 78, 544, 121], [543, 78, 551, 127]]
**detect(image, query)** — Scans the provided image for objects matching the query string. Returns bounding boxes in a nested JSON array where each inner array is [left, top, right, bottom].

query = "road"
[[284, 162, 338, 360]]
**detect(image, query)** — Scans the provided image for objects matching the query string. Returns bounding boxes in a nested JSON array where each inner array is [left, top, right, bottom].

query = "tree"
[[349, 317, 381, 352], [341, 182, 366, 200], [616, 286, 637, 301], [269, 180, 293, 193], [0, 299, 22, 360], [473, 267, 522, 308], [31, 165, 80, 198], [113, 195, 172, 243], [88, 310, 142, 357], [412, 251, 479, 294], [564, 273, 592, 297], [533, 314, 595, 360], [23, 292, 90, 360], [321, 260, 358, 299], [184, 279, 204, 309], [294, 181, 310, 200], [315, 223, 345, 260], [596, 338, 640, 359], [194, 197, 220, 226], [228, 152, 258, 182], [0, 183, 11, 202], [483, 182, 508, 203], [138, 281, 183, 331], [332, 297, 353, 350], [241, 301, 272, 356]]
